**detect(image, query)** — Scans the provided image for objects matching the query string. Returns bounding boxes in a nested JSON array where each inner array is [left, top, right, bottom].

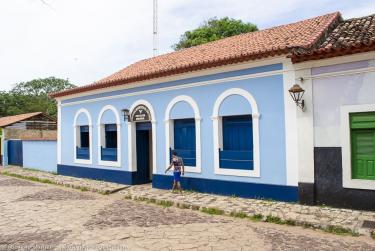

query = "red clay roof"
[[0, 112, 43, 127], [292, 14, 375, 63], [51, 12, 341, 98]]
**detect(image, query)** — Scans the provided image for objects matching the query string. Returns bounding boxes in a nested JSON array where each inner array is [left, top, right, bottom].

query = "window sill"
[[184, 166, 201, 173], [343, 178, 375, 190], [214, 168, 260, 177], [74, 159, 92, 165], [98, 160, 121, 167]]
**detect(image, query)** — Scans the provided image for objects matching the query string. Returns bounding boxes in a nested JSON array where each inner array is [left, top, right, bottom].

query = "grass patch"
[[249, 214, 263, 221], [285, 219, 297, 226], [2, 172, 55, 185], [123, 194, 132, 200], [371, 231, 375, 239], [201, 207, 224, 215], [79, 186, 89, 192], [265, 215, 285, 224], [324, 225, 359, 236], [230, 211, 248, 218], [177, 203, 190, 209], [156, 200, 173, 208]]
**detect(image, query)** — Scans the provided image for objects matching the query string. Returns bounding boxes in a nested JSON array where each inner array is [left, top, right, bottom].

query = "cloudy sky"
[[0, 0, 373, 91]]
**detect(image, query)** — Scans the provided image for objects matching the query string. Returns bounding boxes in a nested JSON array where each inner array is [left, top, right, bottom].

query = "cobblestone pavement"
[[120, 184, 375, 236], [0, 166, 128, 194], [0, 175, 374, 251]]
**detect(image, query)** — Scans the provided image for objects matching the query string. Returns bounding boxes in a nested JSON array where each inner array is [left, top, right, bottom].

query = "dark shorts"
[[173, 171, 181, 182]]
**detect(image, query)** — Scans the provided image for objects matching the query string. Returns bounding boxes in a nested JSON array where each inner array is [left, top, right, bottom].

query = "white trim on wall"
[[282, 60, 299, 186], [128, 99, 157, 174], [341, 104, 375, 190], [295, 68, 315, 184], [212, 88, 260, 177], [164, 95, 202, 173], [97, 105, 121, 167], [57, 101, 62, 165], [73, 108, 93, 165]]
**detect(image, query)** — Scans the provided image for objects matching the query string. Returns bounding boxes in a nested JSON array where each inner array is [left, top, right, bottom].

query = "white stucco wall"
[[313, 59, 375, 147]]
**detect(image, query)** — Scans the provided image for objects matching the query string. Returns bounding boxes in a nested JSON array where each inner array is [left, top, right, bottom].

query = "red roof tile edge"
[[0, 112, 43, 128], [291, 41, 375, 63], [50, 12, 341, 98]]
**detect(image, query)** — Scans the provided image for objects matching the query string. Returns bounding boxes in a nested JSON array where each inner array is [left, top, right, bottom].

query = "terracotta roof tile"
[[292, 14, 375, 62], [0, 112, 43, 127], [51, 12, 340, 98]]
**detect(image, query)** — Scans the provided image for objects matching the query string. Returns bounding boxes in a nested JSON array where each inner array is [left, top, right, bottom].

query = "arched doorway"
[[128, 101, 156, 184]]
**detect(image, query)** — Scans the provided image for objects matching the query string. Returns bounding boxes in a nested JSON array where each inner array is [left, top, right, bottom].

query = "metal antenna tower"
[[153, 0, 158, 57]]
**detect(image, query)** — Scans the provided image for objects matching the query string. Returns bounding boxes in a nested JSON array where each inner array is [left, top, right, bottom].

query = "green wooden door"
[[350, 113, 375, 180]]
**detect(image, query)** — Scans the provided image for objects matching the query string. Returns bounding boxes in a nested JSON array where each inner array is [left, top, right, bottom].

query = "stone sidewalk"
[[0, 166, 129, 194], [120, 184, 375, 236], [1, 166, 375, 237]]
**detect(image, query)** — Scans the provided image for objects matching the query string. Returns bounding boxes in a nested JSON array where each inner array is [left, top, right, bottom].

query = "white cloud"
[[0, 0, 373, 90]]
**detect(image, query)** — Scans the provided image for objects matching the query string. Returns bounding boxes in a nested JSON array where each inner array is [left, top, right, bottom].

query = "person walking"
[[165, 150, 185, 193]]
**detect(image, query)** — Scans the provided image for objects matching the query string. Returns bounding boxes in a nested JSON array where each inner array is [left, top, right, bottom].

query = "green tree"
[[0, 77, 75, 118], [173, 17, 258, 50]]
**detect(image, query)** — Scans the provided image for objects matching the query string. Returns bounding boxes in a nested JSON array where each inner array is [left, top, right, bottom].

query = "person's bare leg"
[[178, 182, 182, 194], [172, 181, 178, 192]]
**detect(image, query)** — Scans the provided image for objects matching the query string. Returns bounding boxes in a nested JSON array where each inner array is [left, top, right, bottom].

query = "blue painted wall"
[[60, 63, 287, 186], [23, 141, 57, 172]]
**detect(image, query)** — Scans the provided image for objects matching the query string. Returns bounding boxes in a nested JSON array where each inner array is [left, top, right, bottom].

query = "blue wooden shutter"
[[220, 115, 253, 170], [105, 124, 117, 148], [173, 118, 196, 166]]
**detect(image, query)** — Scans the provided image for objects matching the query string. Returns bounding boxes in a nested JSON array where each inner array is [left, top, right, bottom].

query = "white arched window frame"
[[128, 100, 157, 174], [73, 108, 93, 165], [165, 95, 202, 173], [212, 88, 260, 177], [97, 105, 121, 167]]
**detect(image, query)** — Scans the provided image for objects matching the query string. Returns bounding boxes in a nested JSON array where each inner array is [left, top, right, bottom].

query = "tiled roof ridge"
[[50, 12, 341, 98], [292, 13, 375, 63]]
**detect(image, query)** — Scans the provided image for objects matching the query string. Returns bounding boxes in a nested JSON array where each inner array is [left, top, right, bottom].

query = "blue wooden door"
[[8, 140, 23, 166], [136, 124, 151, 183]]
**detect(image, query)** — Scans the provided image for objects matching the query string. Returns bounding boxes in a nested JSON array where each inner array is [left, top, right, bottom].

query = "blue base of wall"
[[58, 164, 140, 185], [152, 174, 298, 202]]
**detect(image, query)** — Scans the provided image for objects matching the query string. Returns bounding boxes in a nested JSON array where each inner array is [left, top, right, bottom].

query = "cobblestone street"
[[0, 175, 374, 251]]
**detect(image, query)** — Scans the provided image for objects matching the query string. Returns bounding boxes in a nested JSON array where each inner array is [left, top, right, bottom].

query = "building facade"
[[52, 12, 375, 208], [292, 14, 375, 210], [57, 58, 299, 201]]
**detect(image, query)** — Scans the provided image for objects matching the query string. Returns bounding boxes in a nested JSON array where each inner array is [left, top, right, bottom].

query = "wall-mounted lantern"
[[288, 84, 305, 110], [121, 109, 130, 121]]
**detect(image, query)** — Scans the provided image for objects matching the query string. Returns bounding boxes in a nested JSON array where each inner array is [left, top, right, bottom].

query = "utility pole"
[[153, 0, 158, 57]]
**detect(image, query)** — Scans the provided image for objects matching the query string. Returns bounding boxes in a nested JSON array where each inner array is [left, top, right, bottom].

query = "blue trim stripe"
[[153, 174, 298, 202], [58, 164, 133, 185]]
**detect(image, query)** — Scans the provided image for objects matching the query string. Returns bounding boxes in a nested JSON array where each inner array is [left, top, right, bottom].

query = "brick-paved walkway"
[[0, 174, 374, 251]]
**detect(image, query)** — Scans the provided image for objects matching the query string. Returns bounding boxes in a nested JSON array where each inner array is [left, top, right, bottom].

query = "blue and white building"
[[52, 12, 375, 207]]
